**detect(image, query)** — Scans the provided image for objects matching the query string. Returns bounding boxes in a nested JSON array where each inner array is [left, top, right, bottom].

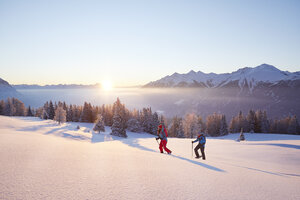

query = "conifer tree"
[[0, 100, 4, 115], [247, 109, 255, 133], [48, 101, 55, 120], [151, 112, 160, 135], [127, 117, 142, 133], [111, 98, 127, 138], [93, 114, 105, 133], [220, 115, 228, 136], [26, 106, 33, 116]]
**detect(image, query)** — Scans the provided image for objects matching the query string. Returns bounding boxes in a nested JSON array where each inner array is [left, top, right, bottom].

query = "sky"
[[0, 0, 300, 86]]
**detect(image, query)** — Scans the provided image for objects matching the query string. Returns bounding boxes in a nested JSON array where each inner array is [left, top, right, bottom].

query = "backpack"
[[199, 135, 206, 145], [159, 124, 168, 137]]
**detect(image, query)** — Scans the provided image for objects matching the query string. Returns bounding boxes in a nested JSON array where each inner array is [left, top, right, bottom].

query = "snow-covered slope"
[[144, 64, 300, 91], [1, 116, 300, 200]]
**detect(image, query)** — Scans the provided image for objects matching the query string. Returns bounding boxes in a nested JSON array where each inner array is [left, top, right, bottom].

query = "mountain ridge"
[[144, 64, 300, 91]]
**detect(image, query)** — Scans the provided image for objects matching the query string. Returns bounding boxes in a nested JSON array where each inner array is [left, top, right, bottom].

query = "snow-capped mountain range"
[[144, 64, 300, 91]]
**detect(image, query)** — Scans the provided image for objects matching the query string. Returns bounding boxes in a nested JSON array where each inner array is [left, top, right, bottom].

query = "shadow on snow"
[[121, 137, 226, 173]]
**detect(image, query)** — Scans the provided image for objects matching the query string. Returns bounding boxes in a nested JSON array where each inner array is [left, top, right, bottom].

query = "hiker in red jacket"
[[156, 123, 172, 154]]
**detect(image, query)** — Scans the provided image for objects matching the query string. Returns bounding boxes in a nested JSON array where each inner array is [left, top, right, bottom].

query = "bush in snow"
[[93, 114, 105, 133], [54, 106, 66, 124], [76, 125, 80, 130], [239, 128, 245, 141]]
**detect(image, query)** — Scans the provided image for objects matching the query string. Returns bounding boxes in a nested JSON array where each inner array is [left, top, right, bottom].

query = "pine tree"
[[287, 115, 299, 134], [169, 116, 178, 137], [254, 110, 263, 133], [93, 114, 105, 133], [247, 109, 255, 133], [80, 102, 93, 122], [151, 112, 160, 135], [66, 104, 73, 122], [48, 101, 55, 120], [26, 106, 33, 116], [0, 100, 4, 115], [261, 111, 270, 133], [111, 98, 127, 138], [54, 106, 66, 124], [220, 115, 228, 136], [229, 116, 236, 133], [42, 101, 49, 119]]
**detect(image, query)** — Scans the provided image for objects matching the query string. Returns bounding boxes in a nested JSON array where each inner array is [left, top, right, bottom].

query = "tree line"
[[0, 97, 299, 136]]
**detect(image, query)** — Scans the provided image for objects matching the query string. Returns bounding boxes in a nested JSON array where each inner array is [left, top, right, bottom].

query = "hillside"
[[0, 116, 299, 200], [0, 77, 20, 99]]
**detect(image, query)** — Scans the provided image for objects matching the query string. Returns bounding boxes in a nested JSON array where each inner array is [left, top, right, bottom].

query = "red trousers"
[[159, 140, 172, 154]]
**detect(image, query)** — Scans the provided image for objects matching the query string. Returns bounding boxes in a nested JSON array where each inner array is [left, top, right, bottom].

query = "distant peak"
[[256, 63, 277, 70], [188, 70, 196, 74]]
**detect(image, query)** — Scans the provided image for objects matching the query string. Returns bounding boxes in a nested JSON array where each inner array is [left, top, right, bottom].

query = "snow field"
[[0, 116, 300, 200]]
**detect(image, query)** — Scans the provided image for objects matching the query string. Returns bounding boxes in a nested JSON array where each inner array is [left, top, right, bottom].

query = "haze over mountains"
[[1, 64, 300, 119], [143, 64, 300, 119], [12, 83, 101, 89]]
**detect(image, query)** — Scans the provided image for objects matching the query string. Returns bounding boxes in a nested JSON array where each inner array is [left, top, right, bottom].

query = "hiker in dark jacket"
[[192, 133, 206, 159]]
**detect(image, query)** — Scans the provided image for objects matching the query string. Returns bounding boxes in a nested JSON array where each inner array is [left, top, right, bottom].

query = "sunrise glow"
[[101, 80, 113, 91]]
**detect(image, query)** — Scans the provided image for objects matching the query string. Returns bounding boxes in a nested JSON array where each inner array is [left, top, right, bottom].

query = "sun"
[[101, 80, 113, 91]]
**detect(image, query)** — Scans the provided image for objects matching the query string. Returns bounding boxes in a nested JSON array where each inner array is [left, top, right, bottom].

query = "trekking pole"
[[191, 142, 193, 158], [156, 138, 159, 145]]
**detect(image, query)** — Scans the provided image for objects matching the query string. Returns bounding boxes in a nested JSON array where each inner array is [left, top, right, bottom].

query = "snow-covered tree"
[[127, 117, 142, 133], [206, 113, 228, 137], [169, 116, 184, 138], [111, 98, 127, 138], [183, 113, 199, 138], [93, 114, 105, 133], [54, 106, 66, 124], [151, 112, 160, 135]]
